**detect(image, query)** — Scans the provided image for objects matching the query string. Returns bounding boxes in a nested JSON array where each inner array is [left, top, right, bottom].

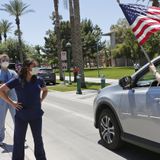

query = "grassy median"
[[50, 67, 135, 92], [47, 82, 109, 92]]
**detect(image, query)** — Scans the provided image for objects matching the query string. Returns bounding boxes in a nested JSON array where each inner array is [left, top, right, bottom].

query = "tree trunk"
[[4, 33, 7, 42], [54, 0, 63, 81], [0, 34, 2, 43], [73, 0, 86, 88], [152, 0, 159, 6], [88, 57, 91, 68], [16, 17, 23, 63], [69, 0, 76, 67]]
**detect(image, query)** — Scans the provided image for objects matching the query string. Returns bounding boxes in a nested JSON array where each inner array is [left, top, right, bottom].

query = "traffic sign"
[[61, 51, 67, 61]]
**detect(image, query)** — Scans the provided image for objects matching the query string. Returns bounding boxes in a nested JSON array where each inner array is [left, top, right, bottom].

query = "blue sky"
[[0, 0, 150, 46]]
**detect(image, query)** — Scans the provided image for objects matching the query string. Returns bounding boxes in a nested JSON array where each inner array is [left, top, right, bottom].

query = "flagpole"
[[140, 46, 151, 64]]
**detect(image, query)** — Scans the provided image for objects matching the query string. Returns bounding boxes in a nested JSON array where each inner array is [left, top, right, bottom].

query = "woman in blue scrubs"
[[0, 59, 48, 160]]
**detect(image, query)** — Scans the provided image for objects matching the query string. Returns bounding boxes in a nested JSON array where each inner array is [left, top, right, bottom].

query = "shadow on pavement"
[[98, 140, 160, 160], [0, 143, 28, 154], [0, 143, 13, 153]]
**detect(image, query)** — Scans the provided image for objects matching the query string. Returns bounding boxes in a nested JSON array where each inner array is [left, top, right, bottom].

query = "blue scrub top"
[[0, 69, 17, 106], [6, 77, 46, 120]]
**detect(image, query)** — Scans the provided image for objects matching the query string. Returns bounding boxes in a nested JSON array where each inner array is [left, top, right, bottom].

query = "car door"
[[119, 65, 160, 142], [145, 85, 160, 143]]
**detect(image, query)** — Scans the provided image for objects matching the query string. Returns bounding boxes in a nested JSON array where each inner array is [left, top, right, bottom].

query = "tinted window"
[[8, 63, 15, 70]]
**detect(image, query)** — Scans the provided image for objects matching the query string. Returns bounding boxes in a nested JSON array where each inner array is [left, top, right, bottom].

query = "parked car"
[[8, 63, 16, 70], [38, 68, 56, 85], [93, 55, 160, 153]]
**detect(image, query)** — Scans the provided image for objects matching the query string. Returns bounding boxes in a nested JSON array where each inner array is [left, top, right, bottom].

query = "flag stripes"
[[120, 3, 160, 45]]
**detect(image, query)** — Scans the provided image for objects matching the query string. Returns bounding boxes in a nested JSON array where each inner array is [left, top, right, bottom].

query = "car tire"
[[98, 109, 122, 150], [46, 82, 50, 85], [52, 81, 56, 85]]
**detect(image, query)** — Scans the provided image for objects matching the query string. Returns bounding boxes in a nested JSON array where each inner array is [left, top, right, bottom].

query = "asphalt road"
[[7, 91, 160, 160], [29, 92, 160, 160]]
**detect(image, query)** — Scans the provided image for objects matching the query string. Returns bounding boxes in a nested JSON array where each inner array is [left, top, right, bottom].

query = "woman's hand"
[[11, 101, 23, 110]]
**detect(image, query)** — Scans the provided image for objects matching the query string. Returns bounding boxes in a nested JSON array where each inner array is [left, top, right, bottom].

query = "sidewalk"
[[0, 113, 34, 160], [56, 76, 118, 85], [0, 130, 13, 160]]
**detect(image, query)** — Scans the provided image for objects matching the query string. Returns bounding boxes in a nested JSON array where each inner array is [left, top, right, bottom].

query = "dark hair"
[[19, 58, 37, 86]]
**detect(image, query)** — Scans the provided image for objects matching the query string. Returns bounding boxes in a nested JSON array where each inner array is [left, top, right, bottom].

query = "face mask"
[[30, 67, 39, 75], [1, 61, 9, 68]]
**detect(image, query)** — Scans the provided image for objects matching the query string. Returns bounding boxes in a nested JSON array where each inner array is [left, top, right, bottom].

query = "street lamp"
[[66, 42, 72, 84]]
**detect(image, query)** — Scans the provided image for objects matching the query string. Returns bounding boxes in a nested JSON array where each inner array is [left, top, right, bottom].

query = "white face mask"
[[30, 67, 39, 75], [1, 61, 9, 68]]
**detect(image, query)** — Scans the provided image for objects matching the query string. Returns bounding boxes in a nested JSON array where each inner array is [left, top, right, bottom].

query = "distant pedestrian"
[[134, 62, 140, 72], [0, 53, 17, 146], [0, 58, 48, 160], [73, 66, 80, 82]]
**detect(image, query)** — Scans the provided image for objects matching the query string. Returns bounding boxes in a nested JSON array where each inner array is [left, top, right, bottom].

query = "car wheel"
[[52, 81, 56, 85], [98, 109, 122, 150], [46, 82, 50, 85]]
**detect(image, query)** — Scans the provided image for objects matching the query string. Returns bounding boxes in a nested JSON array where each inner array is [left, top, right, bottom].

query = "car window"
[[137, 71, 155, 87], [8, 63, 16, 70], [136, 64, 160, 87]]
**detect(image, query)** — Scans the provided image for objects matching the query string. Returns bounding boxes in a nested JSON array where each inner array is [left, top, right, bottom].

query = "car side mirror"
[[119, 76, 132, 89]]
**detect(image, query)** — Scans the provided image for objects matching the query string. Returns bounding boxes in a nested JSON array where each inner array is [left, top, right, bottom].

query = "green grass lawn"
[[84, 67, 135, 79], [47, 82, 109, 92], [62, 67, 135, 79]]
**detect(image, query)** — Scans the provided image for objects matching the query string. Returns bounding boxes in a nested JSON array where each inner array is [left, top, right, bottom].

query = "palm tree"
[[1, 0, 34, 62], [0, 19, 12, 42], [53, 0, 64, 81], [72, 0, 85, 87], [65, 0, 86, 87], [0, 25, 2, 43], [68, 0, 76, 67]]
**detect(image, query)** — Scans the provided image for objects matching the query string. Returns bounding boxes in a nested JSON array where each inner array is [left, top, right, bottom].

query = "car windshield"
[[39, 69, 53, 74]]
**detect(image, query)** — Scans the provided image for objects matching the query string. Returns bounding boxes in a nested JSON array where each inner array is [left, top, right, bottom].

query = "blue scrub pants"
[[12, 116, 46, 160], [0, 103, 15, 143]]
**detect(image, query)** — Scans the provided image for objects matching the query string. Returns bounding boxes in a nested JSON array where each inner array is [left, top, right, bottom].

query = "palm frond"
[[1, 19, 13, 33], [0, 0, 34, 16]]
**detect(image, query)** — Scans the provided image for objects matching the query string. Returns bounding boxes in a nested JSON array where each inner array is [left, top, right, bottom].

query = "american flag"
[[120, 3, 160, 45]]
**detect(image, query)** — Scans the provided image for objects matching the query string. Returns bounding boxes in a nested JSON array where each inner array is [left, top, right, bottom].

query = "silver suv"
[[93, 56, 160, 153]]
